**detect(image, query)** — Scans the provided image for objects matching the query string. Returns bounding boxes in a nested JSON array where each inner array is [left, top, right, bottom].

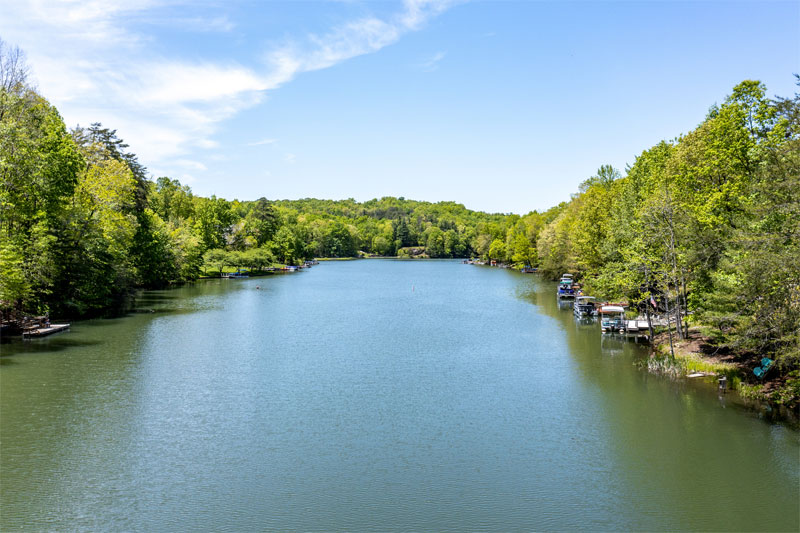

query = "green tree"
[[272, 226, 304, 265], [203, 249, 228, 276], [245, 197, 280, 246], [194, 196, 235, 251], [0, 242, 30, 309], [372, 234, 393, 256], [488, 238, 506, 262], [151, 176, 194, 223], [426, 227, 445, 257]]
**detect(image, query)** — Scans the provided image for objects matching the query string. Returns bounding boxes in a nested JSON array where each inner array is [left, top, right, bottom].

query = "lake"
[[1, 259, 798, 531]]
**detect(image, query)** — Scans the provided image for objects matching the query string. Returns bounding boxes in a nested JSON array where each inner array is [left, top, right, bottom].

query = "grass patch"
[[641, 355, 686, 379], [648, 340, 743, 389], [738, 382, 767, 401], [682, 353, 738, 379]]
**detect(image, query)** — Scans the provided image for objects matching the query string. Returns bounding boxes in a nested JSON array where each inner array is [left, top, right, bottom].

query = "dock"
[[625, 320, 651, 333], [22, 324, 70, 339]]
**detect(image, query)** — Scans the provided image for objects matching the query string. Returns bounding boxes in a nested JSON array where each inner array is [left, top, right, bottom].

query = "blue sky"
[[2, 1, 798, 214]]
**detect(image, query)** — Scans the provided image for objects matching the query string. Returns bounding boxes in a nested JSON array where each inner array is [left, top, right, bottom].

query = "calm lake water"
[[1, 260, 798, 531]]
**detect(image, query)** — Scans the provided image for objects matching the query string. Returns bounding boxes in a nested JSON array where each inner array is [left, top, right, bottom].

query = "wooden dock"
[[22, 324, 70, 339], [625, 320, 651, 333]]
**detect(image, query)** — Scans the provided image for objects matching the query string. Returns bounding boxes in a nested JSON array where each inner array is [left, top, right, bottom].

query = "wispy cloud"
[[247, 138, 278, 147], [418, 51, 446, 72], [164, 15, 235, 33], [196, 139, 219, 149], [265, 0, 458, 84], [0, 0, 457, 177], [284, 153, 297, 164], [175, 159, 207, 171]]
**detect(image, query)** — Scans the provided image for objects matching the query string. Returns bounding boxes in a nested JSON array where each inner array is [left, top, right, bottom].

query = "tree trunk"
[[680, 269, 690, 338], [644, 265, 654, 340], [663, 273, 675, 358]]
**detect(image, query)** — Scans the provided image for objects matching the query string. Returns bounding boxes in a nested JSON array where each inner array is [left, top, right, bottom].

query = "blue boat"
[[558, 274, 577, 298]]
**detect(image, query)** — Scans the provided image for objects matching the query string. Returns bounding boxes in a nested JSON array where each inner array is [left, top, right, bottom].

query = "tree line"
[[530, 77, 799, 402], [1, 41, 798, 401], [0, 42, 527, 316]]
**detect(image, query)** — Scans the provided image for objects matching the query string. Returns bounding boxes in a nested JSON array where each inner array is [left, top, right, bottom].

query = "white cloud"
[[131, 62, 265, 105], [175, 159, 207, 171], [196, 139, 219, 149], [155, 15, 236, 33], [0, 0, 457, 178], [21, 0, 160, 44], [418, 51, 446, 72], [264, 0, 458, 81], [284, 153, 297, 164], [247, 138, 278, 147]]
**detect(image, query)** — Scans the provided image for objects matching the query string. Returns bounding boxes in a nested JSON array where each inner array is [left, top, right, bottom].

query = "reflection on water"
[[1, 261, 798, 531], [599, 334, 628, 356]]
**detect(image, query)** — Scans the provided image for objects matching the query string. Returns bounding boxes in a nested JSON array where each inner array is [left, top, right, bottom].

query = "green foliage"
[[244, 197, 279, 246], [203, 249, 228, 276], [532, 77, 800, 396], [150, 176, 194, 223], [769, 371, 800, 407], [488, 238, 506, 261], [1, 46, 797, 404], [194, 195, 235, 251], [0, 241, 30, 307]]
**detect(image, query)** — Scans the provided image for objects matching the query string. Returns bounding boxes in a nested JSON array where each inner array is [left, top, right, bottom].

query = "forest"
[[1, 41, 798, 405]]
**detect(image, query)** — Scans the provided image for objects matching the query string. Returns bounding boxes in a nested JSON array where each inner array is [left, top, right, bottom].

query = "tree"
[[488, 238, 506, 262], [203, 249, 228, 276], [72, 123, 148, 205], [272, 226, 304, 265], [426, 227, 445, 257], [0, 38, 29, 100], [193, 196, 235, 251], [510, 231, 534, 265], [393, 219, 411, 247], [245, 197, 280, 246], [579, 164, 620, 192], [242, 246, 275, 271], [322, 221, 357, 257], [168, 222, 203, 281], [372, 234, 393, 256], [443, 229, 461, 257], [0, 63, 84, 313], [151, 176, 194, 223], [0, 242, 30, 310]]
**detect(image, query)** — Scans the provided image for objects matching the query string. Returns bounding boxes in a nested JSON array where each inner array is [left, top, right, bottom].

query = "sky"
[[1, 0, 798, 214]]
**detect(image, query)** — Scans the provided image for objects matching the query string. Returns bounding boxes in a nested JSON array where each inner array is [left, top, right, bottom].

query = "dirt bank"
[[651, 327, 799, 413]]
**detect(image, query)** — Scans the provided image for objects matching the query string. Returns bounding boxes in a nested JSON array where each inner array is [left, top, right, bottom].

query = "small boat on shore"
[[223, 269, 249, 278]]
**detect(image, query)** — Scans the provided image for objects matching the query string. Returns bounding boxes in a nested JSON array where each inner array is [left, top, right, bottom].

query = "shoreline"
[[648, 327, 799, 425]]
